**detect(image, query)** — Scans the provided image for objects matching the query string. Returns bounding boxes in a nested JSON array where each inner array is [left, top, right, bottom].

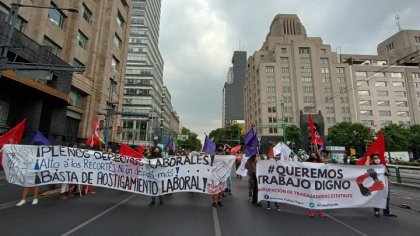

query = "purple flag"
[[244, 128, 257, 156], [202, 135, 216, 155], [166, 138, 174, 149], [30, 131, 51, 145]]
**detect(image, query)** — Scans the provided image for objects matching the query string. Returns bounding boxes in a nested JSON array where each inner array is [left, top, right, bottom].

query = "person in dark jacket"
[[147, 146, 164, 206]]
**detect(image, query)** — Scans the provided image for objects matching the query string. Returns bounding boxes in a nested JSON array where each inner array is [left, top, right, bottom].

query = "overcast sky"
[[159, 0, 420, 143]]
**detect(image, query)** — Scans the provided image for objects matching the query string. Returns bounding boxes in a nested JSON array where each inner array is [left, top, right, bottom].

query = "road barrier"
[[387, 164, 420, 186]]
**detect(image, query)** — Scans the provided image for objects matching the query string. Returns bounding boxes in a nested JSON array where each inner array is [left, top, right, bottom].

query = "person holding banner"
[[305, 152, 326, 217], [212, 147, 225, 207], [148, 146, 164, 206], [370, 153, 397, 217]]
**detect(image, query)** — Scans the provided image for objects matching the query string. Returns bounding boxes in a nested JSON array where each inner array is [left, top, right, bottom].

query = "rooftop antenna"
[[395, 14, 401, 31]]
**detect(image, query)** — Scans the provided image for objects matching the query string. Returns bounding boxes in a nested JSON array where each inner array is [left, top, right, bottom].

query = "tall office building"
[[0, 0, 131, 145], [244, 14, 420, 151], [121, 0, 179, 147], [223, 51, 247, 128]]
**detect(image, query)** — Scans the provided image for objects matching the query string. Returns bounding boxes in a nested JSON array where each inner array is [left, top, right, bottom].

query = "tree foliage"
[[209, 124, 242, 147], [383, 124, 411, 151], [327, 122, 371, 148], [177, 127, 201, 151], [410, 125, 420, 152], [285, 125, 303, 146]]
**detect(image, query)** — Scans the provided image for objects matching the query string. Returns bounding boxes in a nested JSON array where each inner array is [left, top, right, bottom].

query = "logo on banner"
[[356, 168, 384, 197], [264, 194, 270, 200], [309, 202, 315, 208]]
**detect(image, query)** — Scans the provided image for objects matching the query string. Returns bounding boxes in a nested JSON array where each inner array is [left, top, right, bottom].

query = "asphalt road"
[[1, 170, 420, 236]]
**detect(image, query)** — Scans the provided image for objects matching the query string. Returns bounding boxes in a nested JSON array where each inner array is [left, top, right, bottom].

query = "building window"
[[81, 3, 92, 23], [377, 60, 387, 65], [324, 86, 332, 94], [340, 97, 348, 103], [111, 56, 120, 70], [280, 57, 289, 64], [302, 86, 313, 93], [359, 100, 371, 106], [380, 120, 392, 126], [42, 36, 61, 56], [304, 106, 315, 113], [303, 96, 314, 103], [73, 58, 84, 68], [281, 48, 287, 53], [415, 36, 420, 44], [266, 66, 274, 73], [0, 3, 27, 31], [282, 86, 291, 93], [362, 120, 374, 126], [321, 49, 327, 54], [341, 107, 350, 114], [326, 107, 335, 114], [377, 100, 390, 106], [69, 89, 84, 107], [301, 77, 312, 83], [357, 81, 369, 86], [320, 58, 329, 64], [374, 72, 385, 77], [376, 91, 388, 97], [299, 47, 310, 54], [360, 110, 373, 116], [300, 57, 311, 63], [375, 81, 387, 87], [114, 34, 122, 49], [396, 101, 408, 107], [281, 67, 289, 73], [379, 110, 391, 116], [356, 71, 367, 77], [76, 30, 88, 49], [281, 76, 290, 83], [337, 77, 345, 83], [358, 90, 370, 96], [327, 117, 336, 124], [116, 11, 125, 28], [343, 117, 351, 122], [321, 67, 330, 74], [301, 67, 311, 73], [336, 67, 344, 74], [48, 2, 65, 28], [386, 42, 394, 51], [325, 96, 333, 103], [392, 82, 404, 87], [394, 91, 406, 97], [322, 77, 331, 83], [391, 72, 403, 78]]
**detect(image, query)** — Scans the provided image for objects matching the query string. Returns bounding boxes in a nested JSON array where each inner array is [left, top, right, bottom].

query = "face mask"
[[373, 159, 380, 164]]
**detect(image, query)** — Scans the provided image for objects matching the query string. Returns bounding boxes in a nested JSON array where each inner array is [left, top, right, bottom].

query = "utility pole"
[[279, 98, 286, 143], [104, 78, 117, 151]]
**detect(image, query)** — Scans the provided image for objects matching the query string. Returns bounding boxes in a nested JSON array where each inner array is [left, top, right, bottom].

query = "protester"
[[370, 153, 397, 217], [305, 151, 326, 217], [147, 146, 164, 206], [212, 147, 225, 207], [224, 147, 233, 195], [16, 141, 43, 206], [245, 154, 260, 206]]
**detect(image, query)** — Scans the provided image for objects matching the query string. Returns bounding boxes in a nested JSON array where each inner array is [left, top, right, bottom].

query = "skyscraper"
[[223, 51, 246, 128], [121, 0, 179, 147]]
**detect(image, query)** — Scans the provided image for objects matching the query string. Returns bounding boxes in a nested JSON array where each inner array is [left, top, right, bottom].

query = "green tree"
[[328, 122, 371, 149], [285, 125, 303, 146], [383, 124, 410, 151], [209, 124, 242, 147], [177, 127, 201, 151]]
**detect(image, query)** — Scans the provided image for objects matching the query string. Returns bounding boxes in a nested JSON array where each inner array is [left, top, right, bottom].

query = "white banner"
[[235, 155, 250, 177], [257, 160, 388, 209], [2, 145, 235, 196]]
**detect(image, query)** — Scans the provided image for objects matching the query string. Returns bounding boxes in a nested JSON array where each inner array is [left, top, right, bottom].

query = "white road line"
[[212, 207, 222, 236], [61, 195, 135, 236], [327, 214, 369, 236]]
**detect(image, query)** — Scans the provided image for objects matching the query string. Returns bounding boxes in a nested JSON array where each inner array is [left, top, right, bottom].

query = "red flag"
[[137, 145, 145, 157], [308, 114, 324, 146], [0, 119, 26, 166], [268, 146, 274, 157], [230, 145, 242, 154], [86, 118, 103, 147], [119, 144, 142, 158], [356, 131, 386, 166]]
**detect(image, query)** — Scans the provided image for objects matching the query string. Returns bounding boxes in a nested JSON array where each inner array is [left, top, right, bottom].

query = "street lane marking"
[[61, 194, 135, 236], [327, 214, 368, 236], [212, 207, 222, 236]]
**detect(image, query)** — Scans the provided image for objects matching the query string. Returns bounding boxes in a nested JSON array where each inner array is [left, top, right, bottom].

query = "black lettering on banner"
[[82, 172, 93, 184]]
